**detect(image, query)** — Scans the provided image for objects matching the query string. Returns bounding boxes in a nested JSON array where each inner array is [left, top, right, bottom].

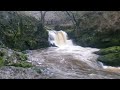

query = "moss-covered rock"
[[94, 46, 120, 55], [95, 46, 120, 67], [98, 53, 120, 66]]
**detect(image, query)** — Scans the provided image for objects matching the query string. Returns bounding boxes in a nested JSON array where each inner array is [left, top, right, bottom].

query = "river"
[[27, 30, 120, 79]]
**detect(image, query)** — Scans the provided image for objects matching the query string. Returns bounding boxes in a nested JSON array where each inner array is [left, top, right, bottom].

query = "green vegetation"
[[0, 11, 49, 51], [8, 61, 33, 68], [15, 53, 28, 61], [0, 48, 32, 68], [95, 46, 120, 66], [98, 53, 120, 66], [94, 46, 120, 55]]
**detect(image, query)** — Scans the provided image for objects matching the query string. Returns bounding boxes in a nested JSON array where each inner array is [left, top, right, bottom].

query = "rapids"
[[27, 30, 120, 79]]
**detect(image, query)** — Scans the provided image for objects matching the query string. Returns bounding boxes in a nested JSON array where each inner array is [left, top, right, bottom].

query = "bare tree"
[[65, 11, 81, 36], [39, 11, 48, 27], [54, 11, 68, 24], [65, 11, 89, 36]]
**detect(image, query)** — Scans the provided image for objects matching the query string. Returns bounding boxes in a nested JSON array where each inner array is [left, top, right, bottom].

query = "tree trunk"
[[40, 11, 47, 28]]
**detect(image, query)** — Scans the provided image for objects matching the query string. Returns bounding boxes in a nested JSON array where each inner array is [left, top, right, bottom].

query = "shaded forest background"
[[0, 11, 120, 51]]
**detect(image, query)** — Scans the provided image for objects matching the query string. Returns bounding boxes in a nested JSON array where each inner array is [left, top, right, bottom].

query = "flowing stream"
[[27, 30, 120, 79]]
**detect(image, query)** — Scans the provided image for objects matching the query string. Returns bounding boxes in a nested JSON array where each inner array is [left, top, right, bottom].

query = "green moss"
[[15, 53, 28, 61], [5, 53, 32, 68], [95, 46, 120, 66], [0, 47, 34, 68], [6, 51, 32, 68], [98, 53, 120, 66], [0, 56, 5, 67], [9, 61, 33, 68], [95, 46, 120, 55]]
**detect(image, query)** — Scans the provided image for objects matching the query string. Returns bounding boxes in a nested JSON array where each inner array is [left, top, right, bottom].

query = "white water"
[[48, 30, 73, 48], [27, 30, 120, 79]]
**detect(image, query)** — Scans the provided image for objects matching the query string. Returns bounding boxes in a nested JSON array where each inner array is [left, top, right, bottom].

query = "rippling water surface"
[[27, 46, 120, 79]]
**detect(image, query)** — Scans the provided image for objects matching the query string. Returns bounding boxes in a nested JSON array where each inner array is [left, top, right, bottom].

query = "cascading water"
[[27, 30, 120, 79], [48, 30, 73, 48], [47, 30, 101, 68]]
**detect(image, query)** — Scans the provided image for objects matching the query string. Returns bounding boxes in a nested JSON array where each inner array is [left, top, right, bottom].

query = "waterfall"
[[48, 30, 73, 47]]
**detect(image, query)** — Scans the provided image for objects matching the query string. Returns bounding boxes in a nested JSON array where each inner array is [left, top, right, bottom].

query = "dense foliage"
[[0, 11, 49, 51], [95, 46, 120, 66]]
